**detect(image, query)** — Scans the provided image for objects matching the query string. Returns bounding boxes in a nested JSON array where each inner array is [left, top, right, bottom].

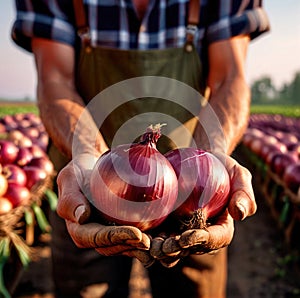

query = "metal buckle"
[[186, 24, 198, 38], [77, 26, 91, 51], [185, 24, 198, 51], [78, 26, 90, 39]]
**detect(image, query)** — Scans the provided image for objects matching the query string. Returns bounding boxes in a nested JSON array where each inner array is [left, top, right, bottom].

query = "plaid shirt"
[[12, 0, 270, 53]]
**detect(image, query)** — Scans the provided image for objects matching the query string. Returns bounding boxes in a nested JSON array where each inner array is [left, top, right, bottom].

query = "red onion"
[[7, 129, 33, 148], [0, 173, 8, 197], [38, 131, 49, 145], [0, 123, 6, 133], [13, 113, 25, 122], [28, 157, 54, 176], [2, 164, 27, 186], [283, 163, 300, 193], [89, 124, 178, 231], [16, 135, 33, 148], [20, 126, 40, 140], [246, 128, 265, 138], [28, 144, 47, 158], [242, 133, 253, 148], [23, 166, 47, 190], [263, 135, 278, 145], [280, 134, 298, 146], [15, 147, 33, 167], [5, 183, 31, 208], [32, 136, 48, 152], [260, 142, 287, 161], [23, 112, 40, 122], [249, 137, 264, 156], [287, 143, 300, 158], [7, 129, 25, 144], [0, 140, 19, 165], [1, 115, 18, 131], [36, 123, 46, 133], [270, 153, 298, 177], [0, 197, 13, 215], [17, 119, 31, 129], [165, 148, 230, 229]]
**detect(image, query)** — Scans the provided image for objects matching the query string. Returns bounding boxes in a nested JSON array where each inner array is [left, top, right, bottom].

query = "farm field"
[[0, 101, 38, 117], [1, 101, 300, 117], [1, 101, 300, 298], [250, 105, 300, 118]]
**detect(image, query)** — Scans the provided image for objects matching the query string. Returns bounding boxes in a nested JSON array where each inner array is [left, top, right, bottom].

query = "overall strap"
[[73, 0, 91, 47], [186, 0, 201, 44]]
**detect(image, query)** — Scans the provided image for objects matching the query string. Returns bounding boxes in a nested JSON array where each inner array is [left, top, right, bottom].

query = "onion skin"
[[0, 140, 19, 165], [283, 163, 300, 193], [260, 143, 287, 161], [5, 183, 31, 208], [28, 144, 47, 158], [165, 148, 230, 229], [23, 166, 48, 190], [28, 157, 54, 176], [2, 164, 27, 187], [270, 153, 298, 177], [0, 174, 8, 197], [0, 197, 13, 215], [89, 125, 178, 231], [15, 147, 33, 167]]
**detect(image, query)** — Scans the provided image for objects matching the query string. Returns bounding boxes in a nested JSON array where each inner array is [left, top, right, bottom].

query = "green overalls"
[[49, 1, 227, 297]]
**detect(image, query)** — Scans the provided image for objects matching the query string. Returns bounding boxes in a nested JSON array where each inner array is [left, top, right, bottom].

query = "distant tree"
[[250, 71, 300, 105], [278, 83, 292, 103], [289, 71, 300, 104], [251, 76, 277, 104]]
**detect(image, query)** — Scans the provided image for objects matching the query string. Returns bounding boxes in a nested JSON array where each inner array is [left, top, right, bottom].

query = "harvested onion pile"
[[0, 113, 54, 215]]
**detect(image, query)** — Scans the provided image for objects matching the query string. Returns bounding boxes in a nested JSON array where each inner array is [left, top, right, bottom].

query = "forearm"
[[194, 36, 250, 155], [37, 81, 108, 159], [195, 77, 250, 155], [32, 38, 108, 160]]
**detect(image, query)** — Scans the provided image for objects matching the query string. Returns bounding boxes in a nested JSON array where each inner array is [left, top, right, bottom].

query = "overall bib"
[[49, 1, 227, 297]]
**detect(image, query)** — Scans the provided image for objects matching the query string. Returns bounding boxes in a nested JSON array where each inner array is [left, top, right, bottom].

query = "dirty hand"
[[150, 154, 257, 267], [56, 154, 154, 267], [150, 210, 233, 267]]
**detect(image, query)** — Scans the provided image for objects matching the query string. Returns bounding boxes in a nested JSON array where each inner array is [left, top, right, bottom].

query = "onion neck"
[[139, 123, 165, 147]]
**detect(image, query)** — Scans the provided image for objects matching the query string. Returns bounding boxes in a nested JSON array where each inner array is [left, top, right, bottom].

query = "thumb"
[[57, 162, 91, 223]]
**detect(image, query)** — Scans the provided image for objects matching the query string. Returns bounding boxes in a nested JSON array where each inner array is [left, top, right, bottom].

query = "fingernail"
[[236, 201, 247, 221], [75, 205, 87, 224]]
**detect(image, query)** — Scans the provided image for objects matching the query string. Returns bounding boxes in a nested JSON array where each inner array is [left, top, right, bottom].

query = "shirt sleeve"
[[11, 0, 78, 52], [203, 0, 270, 44]]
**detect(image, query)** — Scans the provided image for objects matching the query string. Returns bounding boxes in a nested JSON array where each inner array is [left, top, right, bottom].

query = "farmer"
[[12, 1, 270, 297]]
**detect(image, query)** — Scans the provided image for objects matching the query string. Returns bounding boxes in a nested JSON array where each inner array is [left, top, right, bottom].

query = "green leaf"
[[24, 209, 34, 226], [44, 188, 58, 211], [32, 203, 51, 233], [0, 238, 11, 298], [279, 196, 290, 225], [14, 243, 30, 268]]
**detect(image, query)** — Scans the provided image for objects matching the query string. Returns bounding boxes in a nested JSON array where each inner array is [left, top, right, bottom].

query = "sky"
[[0, 1, 300, 100]]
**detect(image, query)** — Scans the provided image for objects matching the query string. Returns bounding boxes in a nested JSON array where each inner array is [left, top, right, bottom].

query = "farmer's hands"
[[150, 154, 257, 267], [56, 154, 154, 267]]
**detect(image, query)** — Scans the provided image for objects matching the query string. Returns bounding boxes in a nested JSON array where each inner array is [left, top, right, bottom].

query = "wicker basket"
[[0, 175, 56, 297]]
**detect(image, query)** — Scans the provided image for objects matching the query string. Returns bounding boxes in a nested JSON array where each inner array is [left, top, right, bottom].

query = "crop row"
[[241, 113, 300, 251]]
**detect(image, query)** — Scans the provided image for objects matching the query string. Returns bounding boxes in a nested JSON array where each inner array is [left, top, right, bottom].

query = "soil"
[[8, 147, 300, 298]]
